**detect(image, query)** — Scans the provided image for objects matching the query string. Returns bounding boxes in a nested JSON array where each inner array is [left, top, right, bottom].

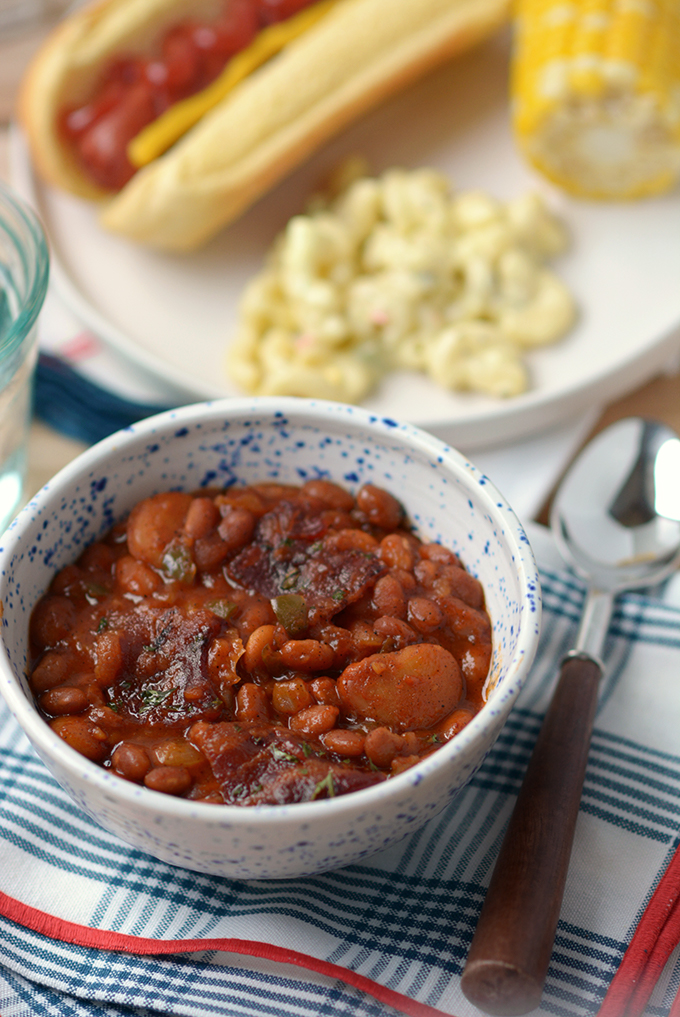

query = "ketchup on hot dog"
[[61, 0, 316, 191]]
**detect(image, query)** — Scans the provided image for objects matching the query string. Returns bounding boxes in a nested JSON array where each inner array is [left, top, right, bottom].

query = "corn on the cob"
[[511, 0, 680, 199]]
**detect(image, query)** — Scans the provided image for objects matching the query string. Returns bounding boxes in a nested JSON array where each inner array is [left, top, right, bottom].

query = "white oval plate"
[[11, 32, 680, 450]]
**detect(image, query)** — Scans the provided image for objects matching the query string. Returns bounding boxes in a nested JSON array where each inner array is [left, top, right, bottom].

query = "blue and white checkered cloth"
[[1, 530, 680, 1017]]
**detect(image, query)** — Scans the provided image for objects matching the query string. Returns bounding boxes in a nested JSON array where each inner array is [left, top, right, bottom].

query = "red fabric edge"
[[0, 889, 456, 1017], [596, 838, 680, 1016]]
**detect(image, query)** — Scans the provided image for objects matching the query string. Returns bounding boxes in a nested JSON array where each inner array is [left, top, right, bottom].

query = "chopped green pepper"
[[206, 598, 238, 620], [271, 593, 309, 637], [161, 541, 196, 584]]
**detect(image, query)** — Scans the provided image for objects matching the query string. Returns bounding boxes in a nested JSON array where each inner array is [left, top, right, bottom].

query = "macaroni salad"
[[228, 165, 576, 402]]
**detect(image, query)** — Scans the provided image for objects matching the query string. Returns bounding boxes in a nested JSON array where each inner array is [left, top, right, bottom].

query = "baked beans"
[[28, 480, 491, 805]]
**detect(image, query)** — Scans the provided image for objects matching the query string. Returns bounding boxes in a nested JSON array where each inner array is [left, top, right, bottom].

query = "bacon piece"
[[189, 720, 383, 804], [228, 542, 386, 623]]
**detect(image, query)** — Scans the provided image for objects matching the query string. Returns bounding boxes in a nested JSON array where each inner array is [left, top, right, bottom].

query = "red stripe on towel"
[[597, 840, 680, 1016], [0, 889, 455, 1017]]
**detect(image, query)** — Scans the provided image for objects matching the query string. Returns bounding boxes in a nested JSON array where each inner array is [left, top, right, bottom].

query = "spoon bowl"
[[462, 417, 680, 1016], [552, 418, 680, 593]]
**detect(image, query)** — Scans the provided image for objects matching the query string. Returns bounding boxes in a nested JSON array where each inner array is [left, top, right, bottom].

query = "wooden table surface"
[[1, 17, 679, 515]]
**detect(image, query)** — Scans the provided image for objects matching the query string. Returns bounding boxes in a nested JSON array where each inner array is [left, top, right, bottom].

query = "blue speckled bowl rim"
[[0, 396, 541, 826]]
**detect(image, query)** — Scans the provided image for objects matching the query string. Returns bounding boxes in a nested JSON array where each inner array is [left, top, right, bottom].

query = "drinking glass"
[[0, 182, 49, 533]]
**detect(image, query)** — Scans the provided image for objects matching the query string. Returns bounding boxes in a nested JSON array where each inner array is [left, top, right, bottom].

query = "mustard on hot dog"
[[55, 0, 336, 193], [128, 0, 340, 172], [19, 0, 510, 251]]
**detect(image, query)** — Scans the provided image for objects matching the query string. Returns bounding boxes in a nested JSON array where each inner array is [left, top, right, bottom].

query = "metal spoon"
[[460, 417, 680, 1016]]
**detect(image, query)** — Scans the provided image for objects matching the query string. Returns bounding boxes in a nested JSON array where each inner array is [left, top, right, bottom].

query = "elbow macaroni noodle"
[[228, 166, 576, 402]]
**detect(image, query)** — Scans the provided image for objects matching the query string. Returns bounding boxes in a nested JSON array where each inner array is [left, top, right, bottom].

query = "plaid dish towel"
[[1, 530, 680, 1017]]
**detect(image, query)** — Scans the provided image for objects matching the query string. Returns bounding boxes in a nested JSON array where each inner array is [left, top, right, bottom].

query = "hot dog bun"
[[19, 0, 510, 251]]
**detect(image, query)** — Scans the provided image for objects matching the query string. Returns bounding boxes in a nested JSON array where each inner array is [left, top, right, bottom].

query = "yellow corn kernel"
[[511, 0, 680, 198]]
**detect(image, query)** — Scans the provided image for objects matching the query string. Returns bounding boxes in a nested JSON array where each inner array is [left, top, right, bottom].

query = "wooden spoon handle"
[[460, 653, 602, 1016]]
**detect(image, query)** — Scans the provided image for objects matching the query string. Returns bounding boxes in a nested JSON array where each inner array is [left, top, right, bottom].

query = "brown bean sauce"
[[28, 480, 492, 805]]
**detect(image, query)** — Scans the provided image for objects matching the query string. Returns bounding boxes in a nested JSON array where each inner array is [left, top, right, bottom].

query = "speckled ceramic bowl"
[[0, 398, 540, 879]]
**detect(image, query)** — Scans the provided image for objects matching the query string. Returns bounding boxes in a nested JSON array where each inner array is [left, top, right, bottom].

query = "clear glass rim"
[[0, 181, 50, 359]]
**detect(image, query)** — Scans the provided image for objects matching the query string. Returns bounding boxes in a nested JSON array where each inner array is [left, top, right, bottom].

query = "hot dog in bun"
[[19, 0, 510, 251]]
